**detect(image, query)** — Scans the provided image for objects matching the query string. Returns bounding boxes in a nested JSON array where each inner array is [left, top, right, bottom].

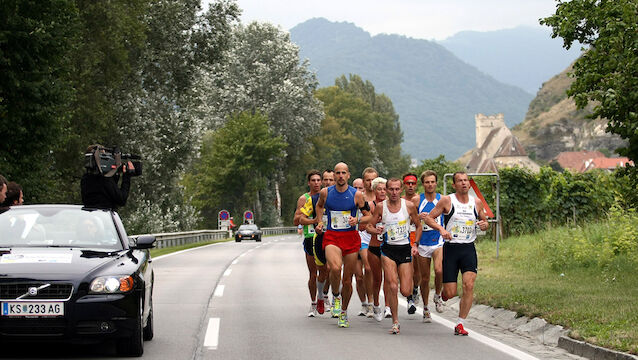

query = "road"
[[0, 234, 582, 359]]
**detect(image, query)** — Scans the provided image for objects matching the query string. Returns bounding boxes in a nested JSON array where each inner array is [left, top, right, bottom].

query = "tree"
[[541, 0, 638, 162], [184, 111, 286, 228], [0, 0, 78, 202], [195, 21, 324, 224]]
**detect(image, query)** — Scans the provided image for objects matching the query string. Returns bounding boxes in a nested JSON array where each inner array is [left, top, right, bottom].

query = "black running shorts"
[[368, 245, 381, 258], [442, 242, 478, 283], [380, 243, 412, 265], [313, 233, 326, 266], [303, 236, 314, 256]]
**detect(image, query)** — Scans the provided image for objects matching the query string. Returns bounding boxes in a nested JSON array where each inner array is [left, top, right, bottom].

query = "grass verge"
[[474, 223, 638, 354], [150, 238, 232, 258]]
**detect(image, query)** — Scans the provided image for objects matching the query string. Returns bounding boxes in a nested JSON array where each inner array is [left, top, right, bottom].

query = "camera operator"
[[2, 181, 23, 206], [81, 145, 135, 211]]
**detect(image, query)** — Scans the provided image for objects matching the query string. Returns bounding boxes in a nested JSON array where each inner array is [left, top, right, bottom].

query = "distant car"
[[235, 224, 262, 242], [0, 205, 155, 357]]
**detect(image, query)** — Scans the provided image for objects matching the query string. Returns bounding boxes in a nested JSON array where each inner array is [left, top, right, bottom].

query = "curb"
[[440, 293, 637, 359], [557, 336, 638, 360]]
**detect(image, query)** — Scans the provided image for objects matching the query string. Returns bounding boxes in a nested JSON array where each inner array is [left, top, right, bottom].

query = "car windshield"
[[0, 207, 123, 250], [238, 225, 258, 231]]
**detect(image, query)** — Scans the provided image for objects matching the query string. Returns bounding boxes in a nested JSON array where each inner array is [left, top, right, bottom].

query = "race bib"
[[386, 220, 409, 242], [330, 211, 351, 230], [450, 219, 475, 240]]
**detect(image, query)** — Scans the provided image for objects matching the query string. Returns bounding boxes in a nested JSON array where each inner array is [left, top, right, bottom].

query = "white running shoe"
[[434, 294, 444, 313], [358, 304, 367, 316], [412, 288, 420, 305], [308, 304, 318, 317], [384, 306, 392, 318], [373, 305, 383, 322], [366, 304, 374, 318], [423, 308, 432, 323]]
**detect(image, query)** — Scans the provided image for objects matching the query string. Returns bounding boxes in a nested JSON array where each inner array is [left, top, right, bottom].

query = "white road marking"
[[397, 298, 540, 360], [232, 259, 239, 265], [223, 268, 232, 277], [203, 318, 220, 349], [214, 285, 224, 297], [153, 242, 224, 261]]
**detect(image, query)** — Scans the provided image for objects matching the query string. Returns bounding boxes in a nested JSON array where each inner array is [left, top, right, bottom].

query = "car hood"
[[0, 247, 126, 279]]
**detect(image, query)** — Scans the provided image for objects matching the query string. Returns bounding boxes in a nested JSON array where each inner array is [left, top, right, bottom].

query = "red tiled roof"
[[581, 157, 634, 172], [554, 151, 605, 171]]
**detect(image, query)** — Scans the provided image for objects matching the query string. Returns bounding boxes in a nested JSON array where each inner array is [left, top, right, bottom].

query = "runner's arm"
[[293, 195, 306, 226], [475, 198, 489, 231], [365, 202, 383, 235], [407, 202, 422, 251], [425, 196, 451, 239], [355, 192, 372, 226], [315, 188, 327, 233]]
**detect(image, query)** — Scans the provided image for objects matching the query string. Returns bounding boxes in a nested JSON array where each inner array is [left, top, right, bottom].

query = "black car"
[[234, 224, 262, 242], [0, 205, 155, 357]]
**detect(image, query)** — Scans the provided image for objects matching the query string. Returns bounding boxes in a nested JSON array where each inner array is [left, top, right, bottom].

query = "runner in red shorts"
[[315, 162, 372, 328]]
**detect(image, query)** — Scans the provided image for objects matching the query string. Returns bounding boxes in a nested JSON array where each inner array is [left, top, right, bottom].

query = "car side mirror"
[[133, 235, 156, 249]]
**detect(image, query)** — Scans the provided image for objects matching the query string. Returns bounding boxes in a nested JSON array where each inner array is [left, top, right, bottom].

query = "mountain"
[[439, 26, 583, 95], [512, 64, 626, 161], [290, 18, 534, 160]]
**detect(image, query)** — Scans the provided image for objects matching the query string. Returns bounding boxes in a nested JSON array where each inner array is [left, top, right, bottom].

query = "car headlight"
[[90, 276, 134, 293]]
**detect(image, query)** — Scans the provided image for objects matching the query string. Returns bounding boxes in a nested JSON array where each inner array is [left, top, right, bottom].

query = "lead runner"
[[315, 162, 372, 328]]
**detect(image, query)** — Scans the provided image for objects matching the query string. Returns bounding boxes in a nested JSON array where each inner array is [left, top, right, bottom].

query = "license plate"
[[1, 302, 64, 316]]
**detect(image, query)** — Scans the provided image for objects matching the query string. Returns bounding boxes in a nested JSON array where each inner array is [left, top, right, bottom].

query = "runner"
[[362, 167, 378, 203], [352, 178, 370, 316], [367, 178, 421, 334], [366, 176, 386, 321], [313, 169, 336, 315], [413, 170, 445, 323], [402, 172, 421, 314], [315, 162, 372, 328], [293, 169, 323, 317], [424, 171, 489, 336]]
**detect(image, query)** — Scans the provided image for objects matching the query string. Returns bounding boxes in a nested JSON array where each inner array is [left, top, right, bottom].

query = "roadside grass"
[[149, 238, 232, 258], [474, 224, 638, 354]]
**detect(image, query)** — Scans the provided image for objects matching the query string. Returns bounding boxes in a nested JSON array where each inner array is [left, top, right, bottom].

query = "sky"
[[225, 0, 560, 41]]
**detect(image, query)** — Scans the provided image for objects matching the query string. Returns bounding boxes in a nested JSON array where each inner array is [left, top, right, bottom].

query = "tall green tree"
[[184, 112, 286, 228], [195, 21, 323, 225], [0, 0, 78, 202], [541, 0, 638, 163]]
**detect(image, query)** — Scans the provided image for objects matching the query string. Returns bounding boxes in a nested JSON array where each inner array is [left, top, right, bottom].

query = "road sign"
[[218, 210, 231, 230], [243, 210, 254, 224]]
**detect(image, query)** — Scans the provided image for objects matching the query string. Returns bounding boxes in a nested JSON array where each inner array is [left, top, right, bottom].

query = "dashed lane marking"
[[204, 318, 220, 349], [214, 285, 224, 297], [223, 268, 232, 277]]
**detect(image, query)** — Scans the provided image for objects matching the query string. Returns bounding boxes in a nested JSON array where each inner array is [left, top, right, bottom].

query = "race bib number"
[[307, 225, 315, 234], [330, 211, 351, 230], [450, 220, 475, 240], [386, 220, 409, 242]]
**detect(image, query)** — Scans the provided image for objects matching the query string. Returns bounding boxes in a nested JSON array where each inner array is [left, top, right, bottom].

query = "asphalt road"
[[0, 234, 580, 359]]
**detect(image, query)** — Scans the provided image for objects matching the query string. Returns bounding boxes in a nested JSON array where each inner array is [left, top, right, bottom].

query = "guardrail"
[[131, 227, 296, 249]]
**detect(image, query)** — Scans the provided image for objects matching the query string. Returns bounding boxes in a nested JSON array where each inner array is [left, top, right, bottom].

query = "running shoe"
[[366, 304, 374, 318], [338, 311, 349, 328], [454, 323, 469, 336], [407, 299, 416, 315], [331, 297, 341, 318], [433, 295, 444, 313], [317, 298, 325, 315], [373, 305, 383, 322], [358, 304, 367, 316], [384, 306, 392, 318], [389, 322, 400, 335], [308, 304, 318, 317], [412, 287, 420, 305], [422, 308, 432, 323]]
